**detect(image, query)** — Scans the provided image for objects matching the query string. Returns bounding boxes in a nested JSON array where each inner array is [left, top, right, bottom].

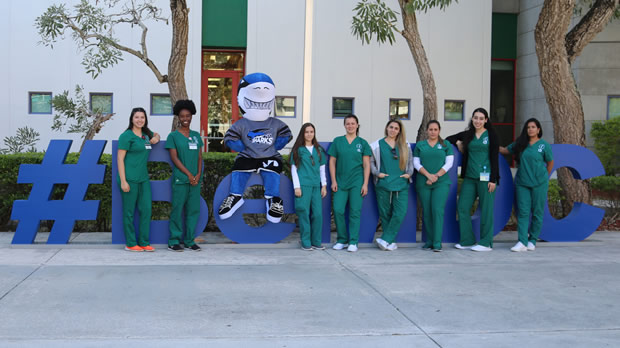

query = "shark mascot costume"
[[218, 73, 293, 223]]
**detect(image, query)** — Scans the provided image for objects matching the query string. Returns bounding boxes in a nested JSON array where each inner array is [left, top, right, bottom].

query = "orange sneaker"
[[125, 245, 144, 252], [141, 245, 155, 252]]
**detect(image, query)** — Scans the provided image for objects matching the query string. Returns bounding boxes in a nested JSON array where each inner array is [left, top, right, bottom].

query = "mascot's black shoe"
[[266, 197, 284, 223], [218, 194, 244, 220]]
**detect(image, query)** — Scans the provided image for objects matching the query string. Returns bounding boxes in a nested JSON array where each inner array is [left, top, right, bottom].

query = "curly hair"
[[173, 99, 196, 116]]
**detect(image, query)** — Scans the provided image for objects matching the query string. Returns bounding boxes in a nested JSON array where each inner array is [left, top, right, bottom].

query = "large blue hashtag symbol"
[[11, 140, 107, 244]]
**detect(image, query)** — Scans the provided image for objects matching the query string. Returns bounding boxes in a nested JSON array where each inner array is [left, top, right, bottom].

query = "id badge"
[[145, 143, 152, 150], [189, 143, 198, 150], [480, 171, 490, 182]]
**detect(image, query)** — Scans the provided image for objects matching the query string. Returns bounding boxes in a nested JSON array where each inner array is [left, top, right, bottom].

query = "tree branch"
[[64, 15, 167, 83], [565, 0, 619, 63]]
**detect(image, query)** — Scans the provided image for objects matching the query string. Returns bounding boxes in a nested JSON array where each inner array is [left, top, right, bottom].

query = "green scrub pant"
[[169, 183, 201, 247], [457, 178, 495, 247], [516, 182, 548, 246], [376, 187, 408, 244], [294, 185, 323, 248], [333, 186, 363, 245], [417, 183, 450, 250], [120, 181, 152, 247]]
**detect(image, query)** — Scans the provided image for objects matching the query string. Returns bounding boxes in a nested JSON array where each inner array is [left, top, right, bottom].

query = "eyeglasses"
[[390, 148, 398, 159]]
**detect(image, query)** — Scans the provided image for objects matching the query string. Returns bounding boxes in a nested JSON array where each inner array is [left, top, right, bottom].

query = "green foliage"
[[352, 0, 399, 45], [591, 176, 620, 194], [590, 116, 620, 175], [403, 0, 457, 13], [0, 127, 41, 154], [52, 85, 99, 136], [36, 0, 123, 79], [547, 179, 565, 218], [351, 0, 457, 45]]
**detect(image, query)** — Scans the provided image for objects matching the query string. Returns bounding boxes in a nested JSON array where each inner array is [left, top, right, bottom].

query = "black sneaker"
[[218, 194, 244, 219], [168, 244, 184, 252], [266, 196, 284, 223], [185, 244, 202, 251]]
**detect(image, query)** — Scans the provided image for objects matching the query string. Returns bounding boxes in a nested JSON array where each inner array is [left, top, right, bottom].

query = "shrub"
[[591, 116, 620, 176]]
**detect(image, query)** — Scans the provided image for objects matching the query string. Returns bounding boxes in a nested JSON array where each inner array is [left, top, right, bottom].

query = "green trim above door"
[[202, 0, 247, 48], [491, 13, 517, 59]]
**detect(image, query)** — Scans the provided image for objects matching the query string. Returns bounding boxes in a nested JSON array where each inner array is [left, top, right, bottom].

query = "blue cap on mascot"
[[238, 72, 276, 122]]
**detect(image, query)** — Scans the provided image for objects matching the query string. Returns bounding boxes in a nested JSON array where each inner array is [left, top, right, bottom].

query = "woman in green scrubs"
[[413, 120, 454, 252], [500, 118, 554, 252], [329, 114, 372, 252], [166, 100, 204, 252], [290, 123, 328, 250], [446, 107, 500, 252], [370, 119, 414, 251], [117, 107, 160, 252]]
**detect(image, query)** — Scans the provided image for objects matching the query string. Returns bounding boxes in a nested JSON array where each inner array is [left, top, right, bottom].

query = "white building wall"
[[1, 0, 203, 153], [246, 0, 306, 140], [247, 0, 492, 144]]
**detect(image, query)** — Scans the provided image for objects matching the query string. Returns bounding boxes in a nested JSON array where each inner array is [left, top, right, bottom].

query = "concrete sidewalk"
[[1, 231, 619, 347]]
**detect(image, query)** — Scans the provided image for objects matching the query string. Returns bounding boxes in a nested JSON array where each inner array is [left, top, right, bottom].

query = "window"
[[29, 92, 52, 114], [389, 99, 410, 120], [444, 100, 465, 121], [151, 94, 173, 116], [90, 93, 113, 114], [608, 96, 620, 119], [274, 96, 296, 118], [332, 97, 354, 118]]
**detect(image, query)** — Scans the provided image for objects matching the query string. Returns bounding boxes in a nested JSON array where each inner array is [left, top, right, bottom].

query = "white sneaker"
[[471, 244, 492, 252], [347, 244, 358, 252], [386, 243, 398, 251], [510, 242, 527, 252], [332, 243, 348, 250], [527, 242, 536, 251], [376, 238, 389, 251], [454, 243, 472, 250]]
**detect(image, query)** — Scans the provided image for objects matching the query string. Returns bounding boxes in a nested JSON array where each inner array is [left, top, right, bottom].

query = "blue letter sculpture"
[[11, 140, 107, 244], [540, 144, 605, 241], [111, 141, 209, 244]]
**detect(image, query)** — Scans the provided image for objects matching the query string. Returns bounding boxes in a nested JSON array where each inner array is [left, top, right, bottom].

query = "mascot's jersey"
[[224, 117, 292, 159]]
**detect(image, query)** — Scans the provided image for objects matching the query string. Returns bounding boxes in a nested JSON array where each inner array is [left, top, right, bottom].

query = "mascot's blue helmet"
[[237, 72, 276, 122]]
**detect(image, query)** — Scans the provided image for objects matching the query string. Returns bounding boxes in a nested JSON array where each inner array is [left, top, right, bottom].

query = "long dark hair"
[[344, 114, 360, 136], [426, 120, 445, 147], [513, 118, 543, 164], [291, 123, 323, 167], [127, 107, 154, 138], [462, 107, 494, 150]]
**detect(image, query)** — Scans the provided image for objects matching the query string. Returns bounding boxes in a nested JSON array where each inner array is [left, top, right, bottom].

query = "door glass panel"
[[207, 77, 233, 152], [490, 60, 515, 124], [203, 52, 244, 71]]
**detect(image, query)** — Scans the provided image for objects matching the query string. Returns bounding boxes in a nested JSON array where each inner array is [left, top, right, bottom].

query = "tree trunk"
[[534, 0, 592, 213], [535, 0, 619, 213], [80, 112, 114, 152], [398, 0, 438, 141], [168, 0, 190, 131]]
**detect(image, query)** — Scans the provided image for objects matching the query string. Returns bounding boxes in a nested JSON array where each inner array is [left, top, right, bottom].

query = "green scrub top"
[[465, 130, 491, 180], [165, 130, 204, 185], [290, 146, 327, 187], [413, 139, 454, 187], [377, 138, 409, 191], [118, 129, 151, 183], [328, 135, 372, 190], [507, 139, 553, 187]]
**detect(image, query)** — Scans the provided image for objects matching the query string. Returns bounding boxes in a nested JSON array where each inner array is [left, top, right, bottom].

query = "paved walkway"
[[1, 231, 619, 347]]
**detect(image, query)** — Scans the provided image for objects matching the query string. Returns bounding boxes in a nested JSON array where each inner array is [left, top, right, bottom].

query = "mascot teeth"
[[244, 97, 275, 110]]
